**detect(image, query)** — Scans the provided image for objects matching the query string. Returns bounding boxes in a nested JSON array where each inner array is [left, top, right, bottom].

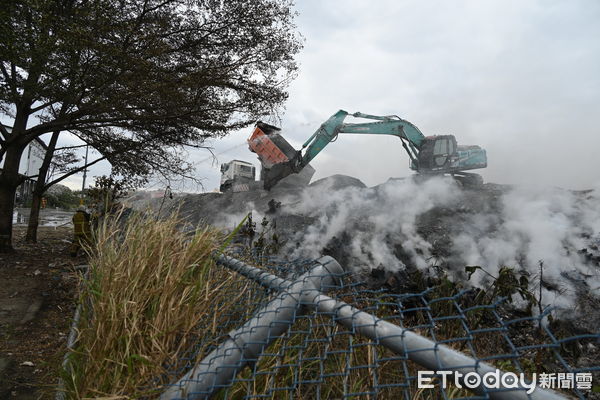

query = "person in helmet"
[[70, 205, 92, 257]]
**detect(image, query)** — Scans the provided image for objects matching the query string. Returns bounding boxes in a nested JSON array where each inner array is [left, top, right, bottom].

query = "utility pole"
[[80, 144, 89, 205]]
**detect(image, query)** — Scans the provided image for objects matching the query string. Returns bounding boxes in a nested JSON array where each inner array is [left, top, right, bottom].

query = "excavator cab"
[[416, 135, 458, 171], [411, 134, 487, 187]]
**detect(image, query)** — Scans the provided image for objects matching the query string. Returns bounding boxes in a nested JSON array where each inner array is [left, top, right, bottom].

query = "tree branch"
[[30, 100, 59, 114], [0, 63, 17, 98], [54, 143, 89, 151], [0, 124, 9, 139], [44, 155, 107, 189]]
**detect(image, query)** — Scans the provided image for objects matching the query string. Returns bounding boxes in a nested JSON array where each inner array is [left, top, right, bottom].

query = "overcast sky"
[[57, 0, 600, 191]]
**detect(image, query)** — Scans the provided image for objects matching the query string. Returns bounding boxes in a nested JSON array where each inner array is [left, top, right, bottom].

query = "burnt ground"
[[0, 226, 81, 399]]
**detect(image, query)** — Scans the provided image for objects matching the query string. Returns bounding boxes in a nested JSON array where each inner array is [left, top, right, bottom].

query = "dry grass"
[[61, 211, 239, 399]]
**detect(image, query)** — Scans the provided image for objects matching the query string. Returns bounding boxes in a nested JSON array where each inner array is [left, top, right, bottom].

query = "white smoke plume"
[[286, 176, 461, 270], [181, 175, 600, 310], [277, 177, 600, 309]]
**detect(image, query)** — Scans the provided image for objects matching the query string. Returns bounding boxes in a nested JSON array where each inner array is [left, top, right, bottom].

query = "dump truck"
[[219, 160, 256, 192]]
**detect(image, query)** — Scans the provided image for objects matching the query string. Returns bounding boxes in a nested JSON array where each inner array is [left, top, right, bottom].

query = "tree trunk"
[[0, 184, 17, 252], [25, 190, 43, 243], [0, 145, 26, 253], [25, 130, 60, 243]]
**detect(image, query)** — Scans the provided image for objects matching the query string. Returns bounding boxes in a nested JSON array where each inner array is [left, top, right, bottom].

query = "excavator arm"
[[299, 110, 425, 169]]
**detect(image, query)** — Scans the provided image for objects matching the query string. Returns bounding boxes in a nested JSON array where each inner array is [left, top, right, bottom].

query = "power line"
[[197, 142, 248, 165]]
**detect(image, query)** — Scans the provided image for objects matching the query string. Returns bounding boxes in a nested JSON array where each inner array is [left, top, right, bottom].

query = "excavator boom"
[[299, 110, 425, 168]]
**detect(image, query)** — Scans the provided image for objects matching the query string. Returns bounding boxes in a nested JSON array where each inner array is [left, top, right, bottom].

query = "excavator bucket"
[[262, 161, 316, 190], [248, 122, 315, 190]]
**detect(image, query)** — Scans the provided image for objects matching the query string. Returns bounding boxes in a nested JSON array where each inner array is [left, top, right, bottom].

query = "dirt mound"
[[309, 174, 367, 191]]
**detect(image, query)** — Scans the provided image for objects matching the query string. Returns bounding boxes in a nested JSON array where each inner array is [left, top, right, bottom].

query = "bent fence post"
[[56, 265, 89, 400], [160, 254, 567, 400], [159, 256, 344, 400]]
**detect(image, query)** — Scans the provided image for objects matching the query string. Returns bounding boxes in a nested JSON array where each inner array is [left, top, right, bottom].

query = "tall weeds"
[[63, 212, 229, 398]]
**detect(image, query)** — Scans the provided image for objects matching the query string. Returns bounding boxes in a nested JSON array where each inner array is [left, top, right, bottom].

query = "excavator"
[[248, 110, 487, 190]]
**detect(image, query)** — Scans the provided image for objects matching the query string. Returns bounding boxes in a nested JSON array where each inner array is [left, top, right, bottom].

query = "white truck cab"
[[220, 160, 256, 192]]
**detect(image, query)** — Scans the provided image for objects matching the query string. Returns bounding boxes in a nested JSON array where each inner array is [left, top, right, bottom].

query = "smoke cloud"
[[175, 175, 600, 311], [270, 177, 600, 310]]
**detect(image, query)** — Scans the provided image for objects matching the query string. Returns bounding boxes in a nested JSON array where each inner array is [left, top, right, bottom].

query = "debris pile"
[[138, 175, 600, 318]]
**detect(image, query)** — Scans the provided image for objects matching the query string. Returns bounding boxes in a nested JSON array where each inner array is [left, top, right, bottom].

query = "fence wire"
[[152, 254, 598, 400]]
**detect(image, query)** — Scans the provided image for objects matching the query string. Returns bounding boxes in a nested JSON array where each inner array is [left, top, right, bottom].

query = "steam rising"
[[206, 176, 599, 309], [287, 177, 461, 270]]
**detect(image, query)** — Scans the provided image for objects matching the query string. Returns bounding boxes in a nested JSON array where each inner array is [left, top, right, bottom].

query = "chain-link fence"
[[143, 254, 599, 400]]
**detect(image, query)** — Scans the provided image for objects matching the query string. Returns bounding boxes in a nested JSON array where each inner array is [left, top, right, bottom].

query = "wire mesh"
[[158, 255, 599, 400]]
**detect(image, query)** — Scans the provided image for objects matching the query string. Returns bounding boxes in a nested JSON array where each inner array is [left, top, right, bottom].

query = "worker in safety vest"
[[70, 206, 92, 257]]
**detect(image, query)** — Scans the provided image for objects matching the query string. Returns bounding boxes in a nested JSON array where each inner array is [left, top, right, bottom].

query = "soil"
[[0, 226, 82, 399]]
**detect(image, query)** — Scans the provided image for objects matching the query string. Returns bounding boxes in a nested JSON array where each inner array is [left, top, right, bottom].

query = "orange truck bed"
[[247, 122, 297, 168], [248, 121, 314, 189]]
